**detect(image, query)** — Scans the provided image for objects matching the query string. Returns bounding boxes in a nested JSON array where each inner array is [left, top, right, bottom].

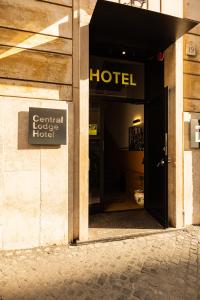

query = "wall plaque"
[[190, 113, 200, 149], [28, 107, 67, 145]]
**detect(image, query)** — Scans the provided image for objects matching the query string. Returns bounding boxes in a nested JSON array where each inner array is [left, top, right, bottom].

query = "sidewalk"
[[0, 226, 200, 300]]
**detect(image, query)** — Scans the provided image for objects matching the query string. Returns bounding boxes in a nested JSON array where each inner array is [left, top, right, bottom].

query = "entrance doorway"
[[88, 53, 169, 239]]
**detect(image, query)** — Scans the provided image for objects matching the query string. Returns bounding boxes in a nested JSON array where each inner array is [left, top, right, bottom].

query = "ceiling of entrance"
[[90, 0, 198, 60]]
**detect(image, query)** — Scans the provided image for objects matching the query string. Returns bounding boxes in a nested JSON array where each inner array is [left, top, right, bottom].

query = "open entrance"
[[86, 0, 197, 241], [89, 54, 168, 240]]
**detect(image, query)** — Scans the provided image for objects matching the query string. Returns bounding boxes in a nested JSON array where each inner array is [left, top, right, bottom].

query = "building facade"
[[0, 0, 199, 250]]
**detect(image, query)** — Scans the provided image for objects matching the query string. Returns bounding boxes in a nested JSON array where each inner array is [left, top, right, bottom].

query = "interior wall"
[[105, 103, 144, 149], [104, 102, 144, 196]]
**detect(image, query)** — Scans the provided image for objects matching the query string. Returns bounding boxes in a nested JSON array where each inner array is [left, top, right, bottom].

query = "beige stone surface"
[[0, 27, 72, 55], [184, 60, 200, 75], [0, 79, 72, 101], [184, 116, 191, 151], [184, 150, 200, 225], [0, 106, 4, 249], [0, 228, 200, 300], [0, 0, 72, 38], [183, 0, 200, 226], [184, 74, 200, 99], [184, 0, 200, 21], [184, 151, 193, 225], [0, 99, 70, 249], [3, 102, 41, 171], [78, 9, 89, 241], [0, 99, 41, 249], [184, 111, 200, 225], [148, 0, 160, 12], [189, 151, 200, 224], [72, 87, 80, 240], [67, 103, 74, 242], [184, 98, 200, 111], [38, 0, 72, 7], [184, 34, 200, 63], [40, 100, 68, 245], [0, 46, 72, 84], [189, 23, 200, 35], [161, 0, 182, 17], [164, 29, 184, 228], [3, 170, 41, 250], [73, 0, 80, 89], [164, 45, 176, 227]]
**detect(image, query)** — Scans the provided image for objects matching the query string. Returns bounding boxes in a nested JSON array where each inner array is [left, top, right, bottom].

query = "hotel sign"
[[28, 107, 67, 145], [90, 56, 144, 100]]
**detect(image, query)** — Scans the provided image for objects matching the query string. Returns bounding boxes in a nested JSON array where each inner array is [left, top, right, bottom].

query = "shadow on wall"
[[18, 112, 60, 150], [0, 0, 74, 102]]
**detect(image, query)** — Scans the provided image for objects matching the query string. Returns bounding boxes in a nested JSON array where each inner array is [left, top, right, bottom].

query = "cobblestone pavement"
[[0, 226, 200, 300]]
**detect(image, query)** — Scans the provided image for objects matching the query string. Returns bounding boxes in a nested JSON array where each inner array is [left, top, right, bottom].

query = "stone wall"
[[0, 0, 73, 249], [184, 0, 200, 225]]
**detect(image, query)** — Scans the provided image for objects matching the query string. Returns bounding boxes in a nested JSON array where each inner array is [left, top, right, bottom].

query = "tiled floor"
[[104, 192, 142, 212]]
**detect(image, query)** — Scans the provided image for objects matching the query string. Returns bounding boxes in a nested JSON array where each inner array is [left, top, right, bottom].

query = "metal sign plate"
[[28, 107, 67, 145]]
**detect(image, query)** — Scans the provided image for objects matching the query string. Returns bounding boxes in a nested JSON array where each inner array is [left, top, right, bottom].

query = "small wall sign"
[[89, 124, 98, 136], [28, 107, 67, 145], [191, 117, 200, 148], [186, 42, 196, 56]]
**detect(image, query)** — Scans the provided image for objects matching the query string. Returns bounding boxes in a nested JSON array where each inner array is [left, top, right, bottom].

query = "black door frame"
[[144, 58, 168, 227]]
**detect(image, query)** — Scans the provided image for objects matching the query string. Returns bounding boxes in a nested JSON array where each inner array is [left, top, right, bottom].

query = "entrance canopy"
[[90, 0, 198, 59]]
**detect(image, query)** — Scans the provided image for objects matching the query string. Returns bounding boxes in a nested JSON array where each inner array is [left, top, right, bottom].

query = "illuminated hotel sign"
[[28, 107, 67, 145], [90, 56, 144, 100], [90, 69, 137, 86]]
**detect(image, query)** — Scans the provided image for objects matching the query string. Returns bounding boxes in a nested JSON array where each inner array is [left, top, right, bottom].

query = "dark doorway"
[[103, 101, 144, 212], [89, 100, 145, 213], [89, 54, 168, 231], [145, 88, 168, 227]]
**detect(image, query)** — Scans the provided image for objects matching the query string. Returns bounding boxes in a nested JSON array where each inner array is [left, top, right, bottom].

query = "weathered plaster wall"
[[0, 0, 73, 249], [184, 0, 200, 225]]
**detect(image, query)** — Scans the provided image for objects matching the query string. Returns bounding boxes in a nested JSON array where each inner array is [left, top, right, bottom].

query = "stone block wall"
[[0, 0, 73, 249], [184, 0, 200, 224]]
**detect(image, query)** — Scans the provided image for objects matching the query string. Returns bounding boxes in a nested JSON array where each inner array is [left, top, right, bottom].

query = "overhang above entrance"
[[90, 0, 198, 59]]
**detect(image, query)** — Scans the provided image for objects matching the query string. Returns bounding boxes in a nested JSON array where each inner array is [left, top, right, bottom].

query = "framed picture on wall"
[[129, 126, 144, 151]]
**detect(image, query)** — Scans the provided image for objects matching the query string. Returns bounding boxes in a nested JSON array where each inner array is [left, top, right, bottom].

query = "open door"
[[145, 88, 168, 227]]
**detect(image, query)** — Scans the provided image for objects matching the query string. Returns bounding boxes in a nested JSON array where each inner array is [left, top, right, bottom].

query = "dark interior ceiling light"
[[133, 119, 141, 124]]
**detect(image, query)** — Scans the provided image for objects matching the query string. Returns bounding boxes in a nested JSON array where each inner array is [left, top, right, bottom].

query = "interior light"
[[133, 118, 141, 125], [122, 50, 126, 55]]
